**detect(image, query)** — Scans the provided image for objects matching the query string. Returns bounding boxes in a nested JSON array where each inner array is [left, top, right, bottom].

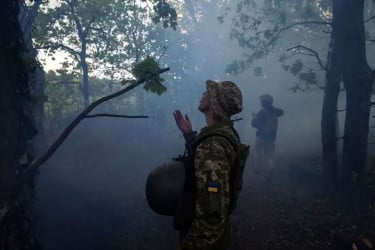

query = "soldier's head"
[[259, 94, 273, 108], [201, 80, 243, 121]]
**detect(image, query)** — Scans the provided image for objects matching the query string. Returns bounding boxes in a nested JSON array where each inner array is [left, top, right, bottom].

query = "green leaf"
[[131, 56, 167, 95], [299, 70, 317, 85], [290, 60, 303, 76], [143, 82, 167, 95]]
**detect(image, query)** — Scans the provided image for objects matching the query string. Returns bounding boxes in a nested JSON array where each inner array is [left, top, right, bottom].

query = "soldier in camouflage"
[[173, 80, 243, 250]]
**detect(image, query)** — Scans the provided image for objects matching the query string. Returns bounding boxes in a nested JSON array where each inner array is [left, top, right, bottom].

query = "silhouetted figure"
[[251, 94, 283, 176]]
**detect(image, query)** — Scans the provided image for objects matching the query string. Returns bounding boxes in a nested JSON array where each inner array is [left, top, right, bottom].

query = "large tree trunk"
[[321, 38, 341, 187], [0, 2, 41, 248], [338, 0, 374, 183], [19, 0, 46, 152], [0, 0, 28, 206]]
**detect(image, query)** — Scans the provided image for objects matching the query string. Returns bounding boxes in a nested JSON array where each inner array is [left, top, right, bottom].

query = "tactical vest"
[[174, 125, 250, 231]]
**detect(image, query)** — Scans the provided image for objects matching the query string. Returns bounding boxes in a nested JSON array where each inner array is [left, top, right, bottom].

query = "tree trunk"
[[321, 38, 341, 187], [338, 0, 374, 183], [19, 0, 46, 152], [81, 43, 90, 107], [82, 60, 90, 107], [0, 0, 28, 206]]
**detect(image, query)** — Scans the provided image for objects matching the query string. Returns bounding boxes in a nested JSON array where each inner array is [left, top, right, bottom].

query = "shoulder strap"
[[191, 128, 240, 152]]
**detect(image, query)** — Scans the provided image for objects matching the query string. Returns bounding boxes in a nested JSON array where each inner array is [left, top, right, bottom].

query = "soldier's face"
[[199, 91, 210, 112]]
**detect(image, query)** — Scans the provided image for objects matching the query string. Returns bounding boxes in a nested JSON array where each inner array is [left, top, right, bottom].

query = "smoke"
[[33, 1, 360, 249]]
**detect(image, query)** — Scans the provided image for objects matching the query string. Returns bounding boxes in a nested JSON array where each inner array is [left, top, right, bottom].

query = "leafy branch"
[[18, 67, 169, 189]]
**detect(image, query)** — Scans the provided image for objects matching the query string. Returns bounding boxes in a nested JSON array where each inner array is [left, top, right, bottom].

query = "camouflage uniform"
[[178, 81, 243, 250]]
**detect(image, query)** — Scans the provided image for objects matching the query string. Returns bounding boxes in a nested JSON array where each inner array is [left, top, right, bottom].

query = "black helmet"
[[259, 94, 273, 104], [146, 161, 185, 216]]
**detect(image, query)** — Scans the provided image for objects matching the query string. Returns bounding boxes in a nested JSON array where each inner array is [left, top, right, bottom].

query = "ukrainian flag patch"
[[208, 182, 219, 193]]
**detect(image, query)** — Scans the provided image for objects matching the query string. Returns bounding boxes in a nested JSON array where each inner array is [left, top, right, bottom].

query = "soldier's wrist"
[[183, 131, 197, 148]]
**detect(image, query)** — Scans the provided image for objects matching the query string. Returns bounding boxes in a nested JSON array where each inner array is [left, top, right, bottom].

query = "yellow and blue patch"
[[208, 182, 219, 193]]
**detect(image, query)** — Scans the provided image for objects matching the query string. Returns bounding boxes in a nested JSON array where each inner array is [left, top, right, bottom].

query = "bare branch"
[[83, 16, 96, 37], [85, 114, 149, 118], [67, 0, 85, 39], [44, 43, 80, 58], [364, 14, 375, 23], [287, 45, 327, 71], [279, 21, 331, 31], [13, 68, 170, 197], [256, 21, 331, 37]]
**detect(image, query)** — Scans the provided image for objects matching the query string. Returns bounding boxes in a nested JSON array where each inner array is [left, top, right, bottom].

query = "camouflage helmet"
[[206, 80, 243, 120], [259, 94, 273, 105]]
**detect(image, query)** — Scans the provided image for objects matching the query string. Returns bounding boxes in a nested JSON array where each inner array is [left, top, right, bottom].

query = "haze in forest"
[[17, 0, 375, 249]]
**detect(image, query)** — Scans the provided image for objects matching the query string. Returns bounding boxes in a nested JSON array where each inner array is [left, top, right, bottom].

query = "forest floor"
[[33, 121, 375, 250], [230, 154, 375, 250], [104, 153, 375, 250]]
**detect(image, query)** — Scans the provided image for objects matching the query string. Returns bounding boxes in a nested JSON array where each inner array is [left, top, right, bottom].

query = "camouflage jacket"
[[179, 121, 238, 250]]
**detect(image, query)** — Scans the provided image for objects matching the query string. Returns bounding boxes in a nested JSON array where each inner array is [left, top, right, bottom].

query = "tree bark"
[[81, 57, 90, 107], [338, 0, 374, 183], [81, 37, 90, 107], [321, 38, 341, 187], [0, 0, 28, 206]]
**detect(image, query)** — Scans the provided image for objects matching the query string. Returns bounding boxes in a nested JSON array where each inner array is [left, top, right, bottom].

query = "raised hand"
[[173, 110, 192, 134]]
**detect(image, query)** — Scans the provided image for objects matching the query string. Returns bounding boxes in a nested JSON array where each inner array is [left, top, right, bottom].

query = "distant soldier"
[[251, 94, 283, 176], [173, 80, 249, 250]]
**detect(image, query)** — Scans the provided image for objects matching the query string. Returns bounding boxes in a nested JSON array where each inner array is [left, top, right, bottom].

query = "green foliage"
[[282, 60, 319, 88], [19, 51, 41, 73], [299, 70, 317, 86], [223, 0, 331, 89], [44, 70, 83, 132], [44, 70, 138, 131], [289, 60, 303, 76], [34, 0, 177, 80], [130, 56, 167, 95], [152, 0, 177, 30]]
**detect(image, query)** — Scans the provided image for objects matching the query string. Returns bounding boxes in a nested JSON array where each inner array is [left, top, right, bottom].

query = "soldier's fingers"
[[185, 114, 190, 122], [176, 110, 183, 120]]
